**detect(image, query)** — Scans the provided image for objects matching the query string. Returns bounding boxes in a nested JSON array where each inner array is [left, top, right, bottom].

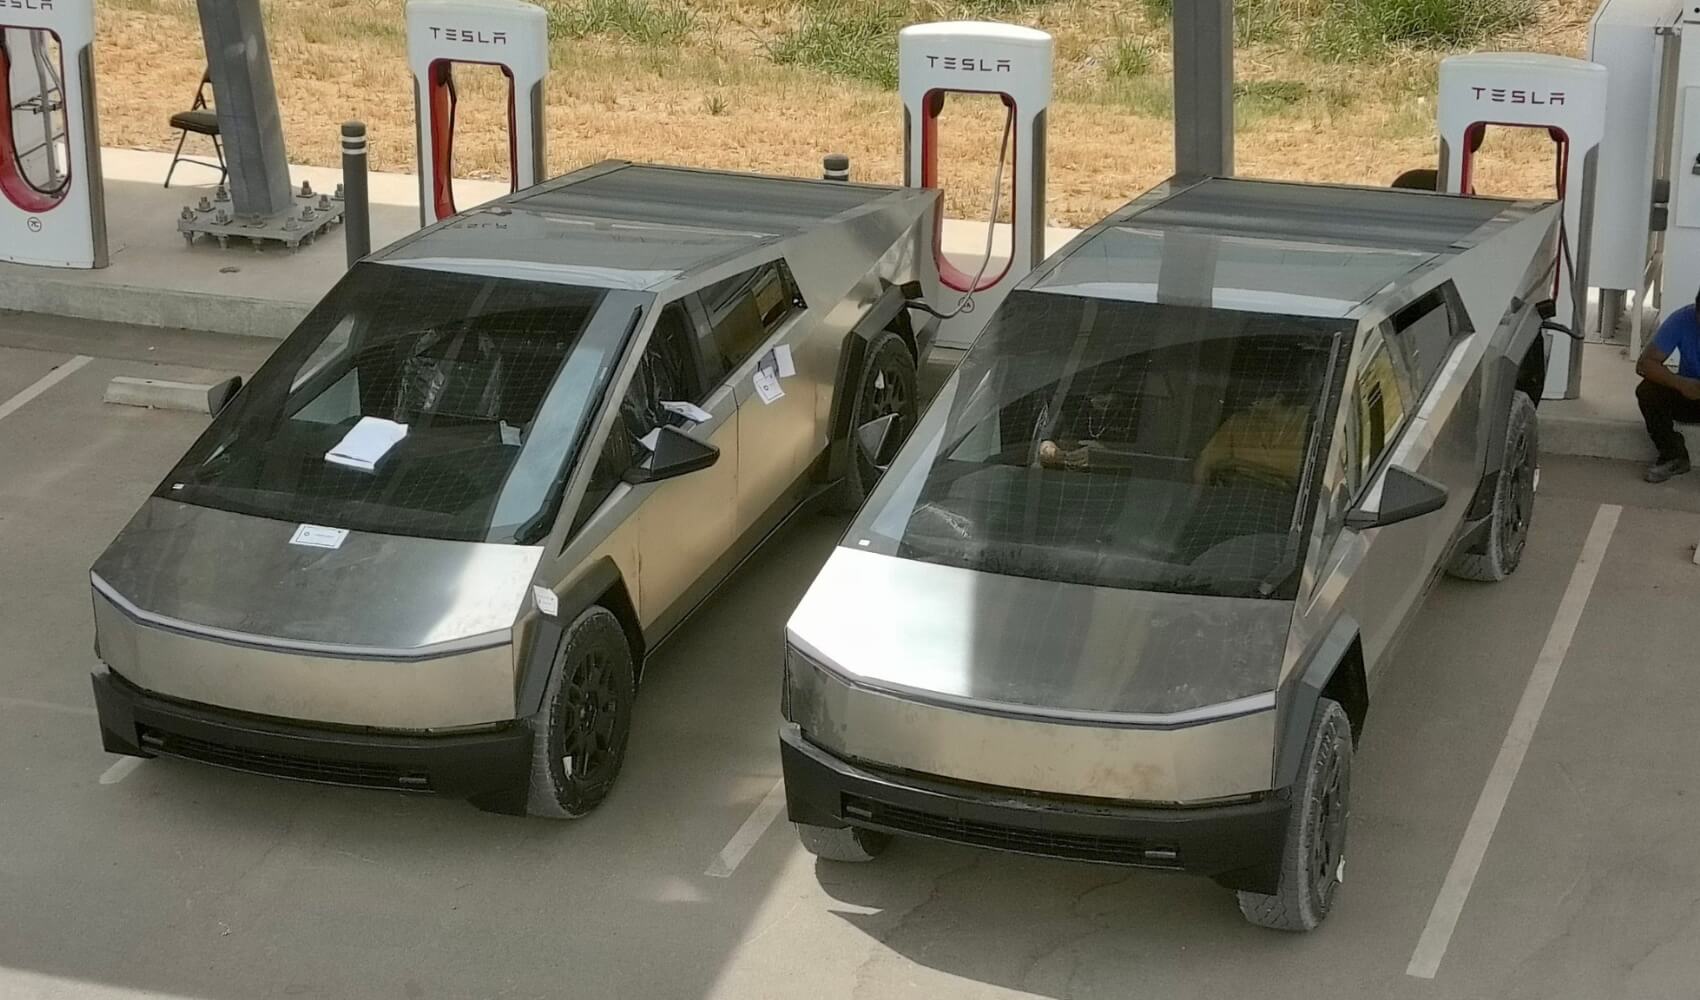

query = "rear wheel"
[[1447, 391, 1537, 582], [795, 822, 891, 862], [525, 606, 636, 818], [830, 331, 918, 513], [1236, 698, 1352, 932]]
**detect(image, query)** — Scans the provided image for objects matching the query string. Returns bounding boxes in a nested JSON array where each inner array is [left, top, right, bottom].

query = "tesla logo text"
[[428, 26, 507, 44], [1, 0, 53, 9], [925, 55, 1012, 73], [1471, 86, 1566, 106]]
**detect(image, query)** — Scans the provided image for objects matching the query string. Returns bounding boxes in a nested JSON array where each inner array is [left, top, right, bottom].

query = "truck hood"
[[92, 498, 542, 656], [787, 546, 1293, 719]]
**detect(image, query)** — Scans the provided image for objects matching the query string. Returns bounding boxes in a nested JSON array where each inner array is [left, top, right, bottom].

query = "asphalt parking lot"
[[4, 313, 1700, 1000]]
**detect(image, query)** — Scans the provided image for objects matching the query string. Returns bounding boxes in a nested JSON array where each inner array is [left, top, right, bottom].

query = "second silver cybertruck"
[[90, 162, 937, 817], [781, 177, 1558, 931]]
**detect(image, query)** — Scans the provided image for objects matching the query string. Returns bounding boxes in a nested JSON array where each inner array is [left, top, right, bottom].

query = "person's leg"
[[1637, 379, 1698, 480]]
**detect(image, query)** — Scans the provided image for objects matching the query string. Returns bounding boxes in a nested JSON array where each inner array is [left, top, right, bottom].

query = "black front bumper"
[[92, 670, 535, 814], [780, 723, 1290, 892]]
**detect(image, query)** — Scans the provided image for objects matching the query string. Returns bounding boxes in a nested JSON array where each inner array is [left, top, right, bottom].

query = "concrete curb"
[[104, 375, 242, 415], [0, 277, 310, 339]]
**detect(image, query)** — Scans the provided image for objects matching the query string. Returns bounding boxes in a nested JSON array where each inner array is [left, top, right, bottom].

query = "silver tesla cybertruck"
[[91, 161, 939, 818], [781, 177, 1558, 931]]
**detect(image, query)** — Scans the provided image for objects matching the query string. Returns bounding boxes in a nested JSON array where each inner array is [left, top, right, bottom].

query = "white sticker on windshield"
[[532, 585, 559, 617], [773, 344, 796, 379], [290, 524, 348, 549], [753, 368, 785, 405]]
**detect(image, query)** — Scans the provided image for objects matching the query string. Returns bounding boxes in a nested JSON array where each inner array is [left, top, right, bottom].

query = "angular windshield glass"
[[849, 292, 1343, 599], [160, 263, 636, 544]]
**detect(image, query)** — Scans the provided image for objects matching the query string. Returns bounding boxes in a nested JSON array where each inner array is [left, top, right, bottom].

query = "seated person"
[[1035, 387, 1140, 471], [1635, 287, 1700, 482], [1193, 394, 1312, 488]]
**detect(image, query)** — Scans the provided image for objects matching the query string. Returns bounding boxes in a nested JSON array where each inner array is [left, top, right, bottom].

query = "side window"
[[569, 303, 700, 535], [1350, 334, 1409, 494], [570, 425, 634, 535], [623, 303, 706, 436], [701, 261, 805, 374], [1389, 285, 1468, 398]]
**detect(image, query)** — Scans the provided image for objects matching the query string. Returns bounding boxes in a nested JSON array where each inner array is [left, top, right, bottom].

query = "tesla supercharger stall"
[[900, 21, 1052, 352], [1438, 52, 1608, 400], [406, 0, 548, 228], [0, 0, 104, 268]]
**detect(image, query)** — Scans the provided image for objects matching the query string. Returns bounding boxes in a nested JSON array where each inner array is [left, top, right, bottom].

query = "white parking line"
[[0, 355, 92, 424], [705, 778, 788, 878], [1406, 503, 1621, 980], [0, 697, 97, 718], [98, 756, 145, 786]]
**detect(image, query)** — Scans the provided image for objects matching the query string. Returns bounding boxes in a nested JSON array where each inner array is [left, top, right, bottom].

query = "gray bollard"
[[823, 153, 850, 182], [341, 121, 371, 268]]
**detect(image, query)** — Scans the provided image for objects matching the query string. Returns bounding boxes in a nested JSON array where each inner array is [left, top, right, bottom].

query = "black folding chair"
[[164, 70, 226, 188]]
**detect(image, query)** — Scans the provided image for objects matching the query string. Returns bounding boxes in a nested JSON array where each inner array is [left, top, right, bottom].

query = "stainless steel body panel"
[[92, 590, 516, 729], [786, 651, 1276, 803], [789, 547, 1291, 717], [94, 500, 540, 651]]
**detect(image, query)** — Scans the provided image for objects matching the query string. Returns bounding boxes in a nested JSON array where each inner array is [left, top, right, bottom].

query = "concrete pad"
[[1542, 342, 1654, 462], [1, 326, 1697, 999]]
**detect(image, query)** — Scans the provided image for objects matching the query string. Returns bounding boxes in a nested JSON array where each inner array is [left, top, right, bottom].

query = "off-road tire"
[[829, 331, 918, 513], [1237, 698, 1353, 932], [795, 822, 891, 862], [526, 606, 637, 819], [1447, 391, 1538, 582]]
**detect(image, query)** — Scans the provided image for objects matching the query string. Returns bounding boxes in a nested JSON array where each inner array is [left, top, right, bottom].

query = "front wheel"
[[1447, 390, 1538, 582], [1236, 698, 1353, 932], [829, 330, 918, 513], [525, 606, 637, 819]]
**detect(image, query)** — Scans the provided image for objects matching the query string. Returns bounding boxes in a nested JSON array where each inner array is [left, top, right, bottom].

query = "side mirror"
[[208, 376, 243, 415], [623, 425, 719, 485], [855, 413, 900, 473], [1345, 465, 1448, 531]]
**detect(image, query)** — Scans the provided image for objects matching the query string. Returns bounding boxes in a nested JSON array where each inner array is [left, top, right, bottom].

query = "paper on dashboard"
[[326, 416, 409, 472]]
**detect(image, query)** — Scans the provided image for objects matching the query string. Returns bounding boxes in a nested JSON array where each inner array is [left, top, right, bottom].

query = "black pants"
[[1636, 379, 1700, 461]]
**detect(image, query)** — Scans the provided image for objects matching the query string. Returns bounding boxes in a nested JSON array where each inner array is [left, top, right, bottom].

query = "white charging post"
[[900, 21, 1052, 351], [406, 0, 548, 227], [1438, 52, 1608, 399], [0, 0, 105, 268]]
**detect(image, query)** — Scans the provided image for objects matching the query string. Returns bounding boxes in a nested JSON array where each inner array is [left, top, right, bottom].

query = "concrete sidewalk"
[[0, 148, 1073, 340]]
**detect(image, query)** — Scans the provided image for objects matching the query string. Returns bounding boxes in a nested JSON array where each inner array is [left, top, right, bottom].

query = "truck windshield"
[[160, 263, 636, 544], [849, 292, 1343, 599]]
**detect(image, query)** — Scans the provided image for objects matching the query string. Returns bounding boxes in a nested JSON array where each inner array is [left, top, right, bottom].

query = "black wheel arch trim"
[[825, 285, 916, 483], [516, 559, 637, 719], [1273, 615, 1364, 790]]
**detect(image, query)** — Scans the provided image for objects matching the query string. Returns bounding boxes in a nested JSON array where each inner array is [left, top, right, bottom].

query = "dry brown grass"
[[94, 0, 1595, 226]]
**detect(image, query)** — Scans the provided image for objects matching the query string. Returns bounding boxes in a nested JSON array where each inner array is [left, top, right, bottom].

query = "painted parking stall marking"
[[706, 779, 787, 878], [0, 355, 92, 424], [1406, 503, 1621, 980], [98, 756, 145, 786]]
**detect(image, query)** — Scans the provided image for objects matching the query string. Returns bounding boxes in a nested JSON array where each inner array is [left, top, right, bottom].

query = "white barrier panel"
[[406, 0, 548, 227], [0, 0, 105, 268], [900, 21, 1052, 350], [1439, 53, 1607, 399]]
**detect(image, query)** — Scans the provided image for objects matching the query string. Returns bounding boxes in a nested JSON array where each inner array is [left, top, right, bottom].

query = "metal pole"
[[342, 121, 370, 268], [1173, 0, 1234, 178], [196, 0, 293, 217], [823, 153, 850, 182]]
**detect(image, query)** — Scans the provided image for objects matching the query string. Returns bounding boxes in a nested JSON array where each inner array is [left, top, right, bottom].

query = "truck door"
[[697, 260, 818, 538], [612, 301, 739, 626]]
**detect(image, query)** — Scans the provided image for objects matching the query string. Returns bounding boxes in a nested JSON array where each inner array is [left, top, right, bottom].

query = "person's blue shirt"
[[1653, 303, 1700, 378]]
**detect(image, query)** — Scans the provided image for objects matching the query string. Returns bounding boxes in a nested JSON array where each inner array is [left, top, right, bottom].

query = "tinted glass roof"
[[1031, 178, 1519, 317], [382, 162, 908, 286]]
